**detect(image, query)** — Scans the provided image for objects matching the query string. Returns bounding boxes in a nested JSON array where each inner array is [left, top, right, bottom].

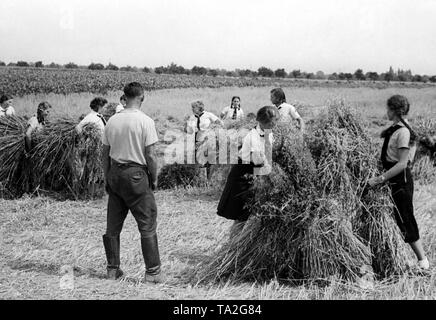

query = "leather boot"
[[103, 234, 124, 280], [141, 235, 163, 283]]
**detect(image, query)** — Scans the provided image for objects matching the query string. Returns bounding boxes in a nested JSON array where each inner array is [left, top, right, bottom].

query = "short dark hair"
[[256, 106, 278, 124], [0, 94, 13, 104], [270, 88, 286, 104], [90, 97, 108, 112], [124, 82, 144, 99]]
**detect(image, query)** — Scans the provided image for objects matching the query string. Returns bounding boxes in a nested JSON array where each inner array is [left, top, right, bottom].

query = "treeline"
[[1, 60, 435, 83]]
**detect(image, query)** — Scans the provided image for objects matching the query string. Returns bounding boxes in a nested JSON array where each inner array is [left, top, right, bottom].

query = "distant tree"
[[315, 71, 326, 79], [385, 66, 396, 82], [274, 68, 287, 78], [88, 63, 104, 70], [120, 66, 135, 72], [397, 69, 412, 82], [365, 72, 379, 81], [328, 73, 338, 80], [421, 75, 430, 83], [65, 62, 79, 69], [207, 69, 219, 77], [215, 69, 227, 77], [7, 62, 17, 67], [290, 69, 301, 78], [338, 73, 346, 80], [166, 63, 188, 74], [191, 66, 208, 76], [154, 66, 167, 74], [47, 62, 61, 68], [17, 61, 29, 67], [354, 69, 366, 80], [257, 66, 274, 77], [35, 61, 44, 68], [338, 72, 353, 80], [142, 66, 151, 73], [412, 74, 423, 82], [225, 70, 237, 77], [0, 61, 5, 66], [429, 75, 436, 83], [237, 69, 254, 77], [105, 63, 119, 71], [305, 72, 316, 79]]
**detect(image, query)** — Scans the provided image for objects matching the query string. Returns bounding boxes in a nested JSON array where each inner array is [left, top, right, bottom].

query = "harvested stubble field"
[[0, 85, 435, 299], [0, 184, 435, 299]]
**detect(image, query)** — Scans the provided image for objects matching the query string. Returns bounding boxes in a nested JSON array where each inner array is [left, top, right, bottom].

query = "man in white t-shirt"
[[270, 88, 305, 132], [102, 82, 162, 284], [76, 97, 108, 136]]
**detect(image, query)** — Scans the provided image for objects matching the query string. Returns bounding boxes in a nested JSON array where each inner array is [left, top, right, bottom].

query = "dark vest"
[[380, 124, 403, 170]]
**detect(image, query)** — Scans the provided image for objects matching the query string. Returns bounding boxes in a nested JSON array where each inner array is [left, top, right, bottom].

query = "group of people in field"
[[101, 84, 429, 282], [0, 83, 429, 283]]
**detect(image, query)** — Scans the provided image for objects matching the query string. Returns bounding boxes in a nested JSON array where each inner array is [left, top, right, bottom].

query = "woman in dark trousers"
[[369, 95, 429, 271], [217, 106, 278, 237]]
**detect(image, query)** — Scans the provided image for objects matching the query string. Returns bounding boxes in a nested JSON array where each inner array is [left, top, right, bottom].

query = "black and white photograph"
[[0, 0, 435, 307]]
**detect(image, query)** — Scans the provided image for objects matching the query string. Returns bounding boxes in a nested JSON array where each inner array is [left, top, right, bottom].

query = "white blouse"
[[221, 106, 244, 120], [277, 103, 301, 122], [239, 125, 274, 175]]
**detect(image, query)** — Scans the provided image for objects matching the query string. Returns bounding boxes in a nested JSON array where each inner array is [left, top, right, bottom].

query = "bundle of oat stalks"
[[196, 100, 412, 284], [30, 119, 105, 199], [0, 115, 28, 198]]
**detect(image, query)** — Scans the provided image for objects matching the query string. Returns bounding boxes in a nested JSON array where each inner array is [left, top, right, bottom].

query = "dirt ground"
[[0, 182, 435, 300]]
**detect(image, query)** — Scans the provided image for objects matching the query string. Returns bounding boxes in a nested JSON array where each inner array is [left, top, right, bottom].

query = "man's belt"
[[111, 159, 147, 170]]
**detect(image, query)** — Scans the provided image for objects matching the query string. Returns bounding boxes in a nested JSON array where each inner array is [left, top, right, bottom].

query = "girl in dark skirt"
[[368, 95, 429, 271], [217, 106, 278, 237]]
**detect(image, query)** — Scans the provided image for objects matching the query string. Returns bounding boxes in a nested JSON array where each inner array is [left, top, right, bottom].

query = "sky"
[[1, 0, 436, 74]]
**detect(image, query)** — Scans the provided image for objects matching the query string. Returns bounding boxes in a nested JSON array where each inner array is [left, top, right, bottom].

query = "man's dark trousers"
[[104, 160, 161, 276]]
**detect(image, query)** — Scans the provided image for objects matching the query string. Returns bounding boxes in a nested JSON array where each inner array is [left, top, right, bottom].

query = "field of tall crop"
[[0, 85, 435, 300], [1, 67, 436, 97]]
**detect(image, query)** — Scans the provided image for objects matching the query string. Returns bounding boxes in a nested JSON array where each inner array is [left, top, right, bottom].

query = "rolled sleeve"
[[397, 128, 411, 149], [289, 105, 301, 120], [240, 133, 253, 163], [144, 121, 159, 147], [208, 112, 220, 123]]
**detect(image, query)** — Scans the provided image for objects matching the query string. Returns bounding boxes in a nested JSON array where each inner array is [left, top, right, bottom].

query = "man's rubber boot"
[[141, 235, 163, 283], [103, 234, 124, 280]]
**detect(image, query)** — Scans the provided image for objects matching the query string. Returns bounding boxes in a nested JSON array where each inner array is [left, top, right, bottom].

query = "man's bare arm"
[[145, 143, 158, 190]]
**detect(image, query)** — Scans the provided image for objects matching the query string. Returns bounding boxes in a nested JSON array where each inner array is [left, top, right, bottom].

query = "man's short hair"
[[124, 82, 144, 99], [90, 97, 108, 112]]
